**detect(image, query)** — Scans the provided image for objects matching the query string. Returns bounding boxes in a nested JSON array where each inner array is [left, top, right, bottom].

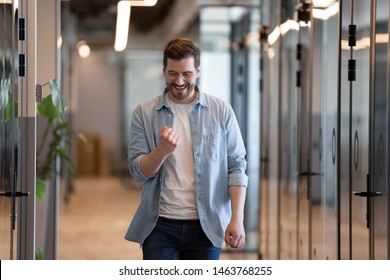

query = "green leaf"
[[5, 94, 18, 121], [35, 247, 43, 260], [57, 149, 77, 178], [0, 78, 10, 111], [37, 94, 61, 120], [36, 177, 46, 201], [49, 79, 68, 114]]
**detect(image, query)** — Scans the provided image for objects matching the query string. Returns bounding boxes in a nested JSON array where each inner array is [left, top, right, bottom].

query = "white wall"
[[76, 51, 122, 174]]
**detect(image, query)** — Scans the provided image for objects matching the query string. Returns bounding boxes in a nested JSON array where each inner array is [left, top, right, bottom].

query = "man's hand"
[[139, 126, 180, 177], [224, 218, 246, 248], [157, 126, 180, 156]]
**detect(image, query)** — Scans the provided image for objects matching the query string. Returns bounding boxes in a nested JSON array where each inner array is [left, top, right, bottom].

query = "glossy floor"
[[59, 177, 257, 260]]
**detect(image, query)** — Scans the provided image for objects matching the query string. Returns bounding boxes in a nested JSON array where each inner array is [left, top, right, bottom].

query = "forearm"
[[225, 185, 246, 248], [229, 186, 246, 221], [139, 125, 180, 177], [139, 148, 169, 177]]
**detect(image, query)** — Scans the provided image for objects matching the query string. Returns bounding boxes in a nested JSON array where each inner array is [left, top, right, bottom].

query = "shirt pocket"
[[202, 131, 224, 162]]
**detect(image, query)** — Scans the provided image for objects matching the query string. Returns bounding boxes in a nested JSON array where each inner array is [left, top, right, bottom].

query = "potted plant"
[[35, 78, 77, 259], [36, 78, 76, 199], [2, 78, 75, 259]]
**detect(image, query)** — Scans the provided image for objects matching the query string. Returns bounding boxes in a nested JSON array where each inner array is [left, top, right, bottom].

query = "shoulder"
[[138, 95, 161, 108], [201, 92, 231, 110], [134, 95, 161, 112]]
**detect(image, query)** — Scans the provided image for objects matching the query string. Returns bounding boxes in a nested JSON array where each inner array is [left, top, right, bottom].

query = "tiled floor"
[[59, 176, 258, 260], [59, 177, 142, 260]]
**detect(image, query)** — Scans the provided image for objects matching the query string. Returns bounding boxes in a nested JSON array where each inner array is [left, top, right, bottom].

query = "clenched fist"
[[157, 126, 180, 156]]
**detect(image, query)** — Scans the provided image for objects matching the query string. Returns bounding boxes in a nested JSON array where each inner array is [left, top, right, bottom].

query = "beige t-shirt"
[[159, 96, 198, 220]]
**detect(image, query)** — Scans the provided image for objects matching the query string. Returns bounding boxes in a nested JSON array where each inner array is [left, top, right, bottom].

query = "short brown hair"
[[163, 38, 200, 68]]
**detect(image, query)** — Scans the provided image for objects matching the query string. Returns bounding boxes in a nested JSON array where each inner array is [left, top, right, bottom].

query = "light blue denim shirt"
[[124, 86, 248, 248]]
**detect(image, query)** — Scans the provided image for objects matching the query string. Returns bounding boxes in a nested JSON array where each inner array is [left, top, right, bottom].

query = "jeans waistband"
[[158, 216, 200, 224]]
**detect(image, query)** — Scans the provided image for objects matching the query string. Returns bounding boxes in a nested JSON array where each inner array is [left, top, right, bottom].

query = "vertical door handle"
[[352, 174, 383, 228]]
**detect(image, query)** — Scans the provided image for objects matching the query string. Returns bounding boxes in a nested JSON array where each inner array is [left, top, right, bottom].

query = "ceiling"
[[66, 0, 259, 50], [68, 0, 177, 48]]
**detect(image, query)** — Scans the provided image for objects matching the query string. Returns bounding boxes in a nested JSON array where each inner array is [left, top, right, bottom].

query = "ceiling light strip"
[[114, 1, 131, 52], [129, 0, 158, 7]]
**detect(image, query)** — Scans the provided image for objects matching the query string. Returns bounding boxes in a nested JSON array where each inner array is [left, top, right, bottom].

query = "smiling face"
[[163, 56, 200, 104]]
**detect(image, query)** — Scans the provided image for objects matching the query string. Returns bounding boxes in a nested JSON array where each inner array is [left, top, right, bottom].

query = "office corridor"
[[59, 177, 142, 260], [58, 177, 257, 260]]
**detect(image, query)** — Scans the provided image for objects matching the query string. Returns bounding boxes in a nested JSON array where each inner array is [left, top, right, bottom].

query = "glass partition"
[[372, 0, 389, 259], [350, 0, 371, 260], [0, 0, 19, 260], [262, 0, 281, 260], [310, 1, 339, 260], [278, 18, 299, 260], [200, 4, 261, 253]]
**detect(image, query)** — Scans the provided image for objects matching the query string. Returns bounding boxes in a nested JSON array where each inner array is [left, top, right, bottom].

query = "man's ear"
[[196, 67, 200, 78]]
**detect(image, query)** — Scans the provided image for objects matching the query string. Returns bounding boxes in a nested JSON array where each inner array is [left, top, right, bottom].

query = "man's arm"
[[224, 186, 247, 248]]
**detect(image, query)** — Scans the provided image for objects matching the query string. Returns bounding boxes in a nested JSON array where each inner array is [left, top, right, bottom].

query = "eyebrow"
[[167, 70, 194, 73]]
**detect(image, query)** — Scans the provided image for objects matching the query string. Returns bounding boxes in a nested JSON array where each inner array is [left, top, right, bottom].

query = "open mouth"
[[174, 84, 187, 90]]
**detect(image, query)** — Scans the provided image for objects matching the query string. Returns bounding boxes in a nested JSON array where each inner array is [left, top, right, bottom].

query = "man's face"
[[163, 56, 200, 104]]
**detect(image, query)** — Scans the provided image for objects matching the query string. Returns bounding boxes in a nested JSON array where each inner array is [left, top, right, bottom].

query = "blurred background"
[[60, 0, 261, 260], [4, 0, 385, 262], [64, 0, 260, 259], [0, 0, 262, 260]]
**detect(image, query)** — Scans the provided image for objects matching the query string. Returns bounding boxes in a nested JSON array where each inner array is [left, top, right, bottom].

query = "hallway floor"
[[59, 177, 257, 260]]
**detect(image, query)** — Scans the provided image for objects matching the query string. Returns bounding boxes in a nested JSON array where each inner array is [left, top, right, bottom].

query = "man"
[[125, 38, 248, 260]]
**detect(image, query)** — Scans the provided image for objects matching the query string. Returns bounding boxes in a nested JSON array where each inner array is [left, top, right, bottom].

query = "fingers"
[[225, 226, 246, 249], [160, 126, 174, 137], [167, 129, 179, 143], [160, 126, 179, 143], [225, 234, 245, 249], [158, 126, 180, 155], [159, 125, 171, 137]]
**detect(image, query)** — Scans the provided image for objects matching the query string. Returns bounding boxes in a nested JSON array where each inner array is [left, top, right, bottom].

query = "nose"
[[173, 74, 186, 84], [174, 73, 185, 81]]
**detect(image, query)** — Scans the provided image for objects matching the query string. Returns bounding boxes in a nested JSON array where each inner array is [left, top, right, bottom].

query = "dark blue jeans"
[[142, 217, 222, 260]]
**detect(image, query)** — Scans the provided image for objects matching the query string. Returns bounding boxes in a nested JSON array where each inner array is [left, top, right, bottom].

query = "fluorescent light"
[[313, 0, 336, 8], [341, 34, 388, 51], [280, 19, 299, 35], [268, 20, 299, 46], [130, 0, 158, 6], [376, 33, 389, 44], [57, 36, 63, 49], [268, 26, 280, 46], [144, 0, 158, 6], [313, 2, 339, 20], [115, 1, 131, 52]]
